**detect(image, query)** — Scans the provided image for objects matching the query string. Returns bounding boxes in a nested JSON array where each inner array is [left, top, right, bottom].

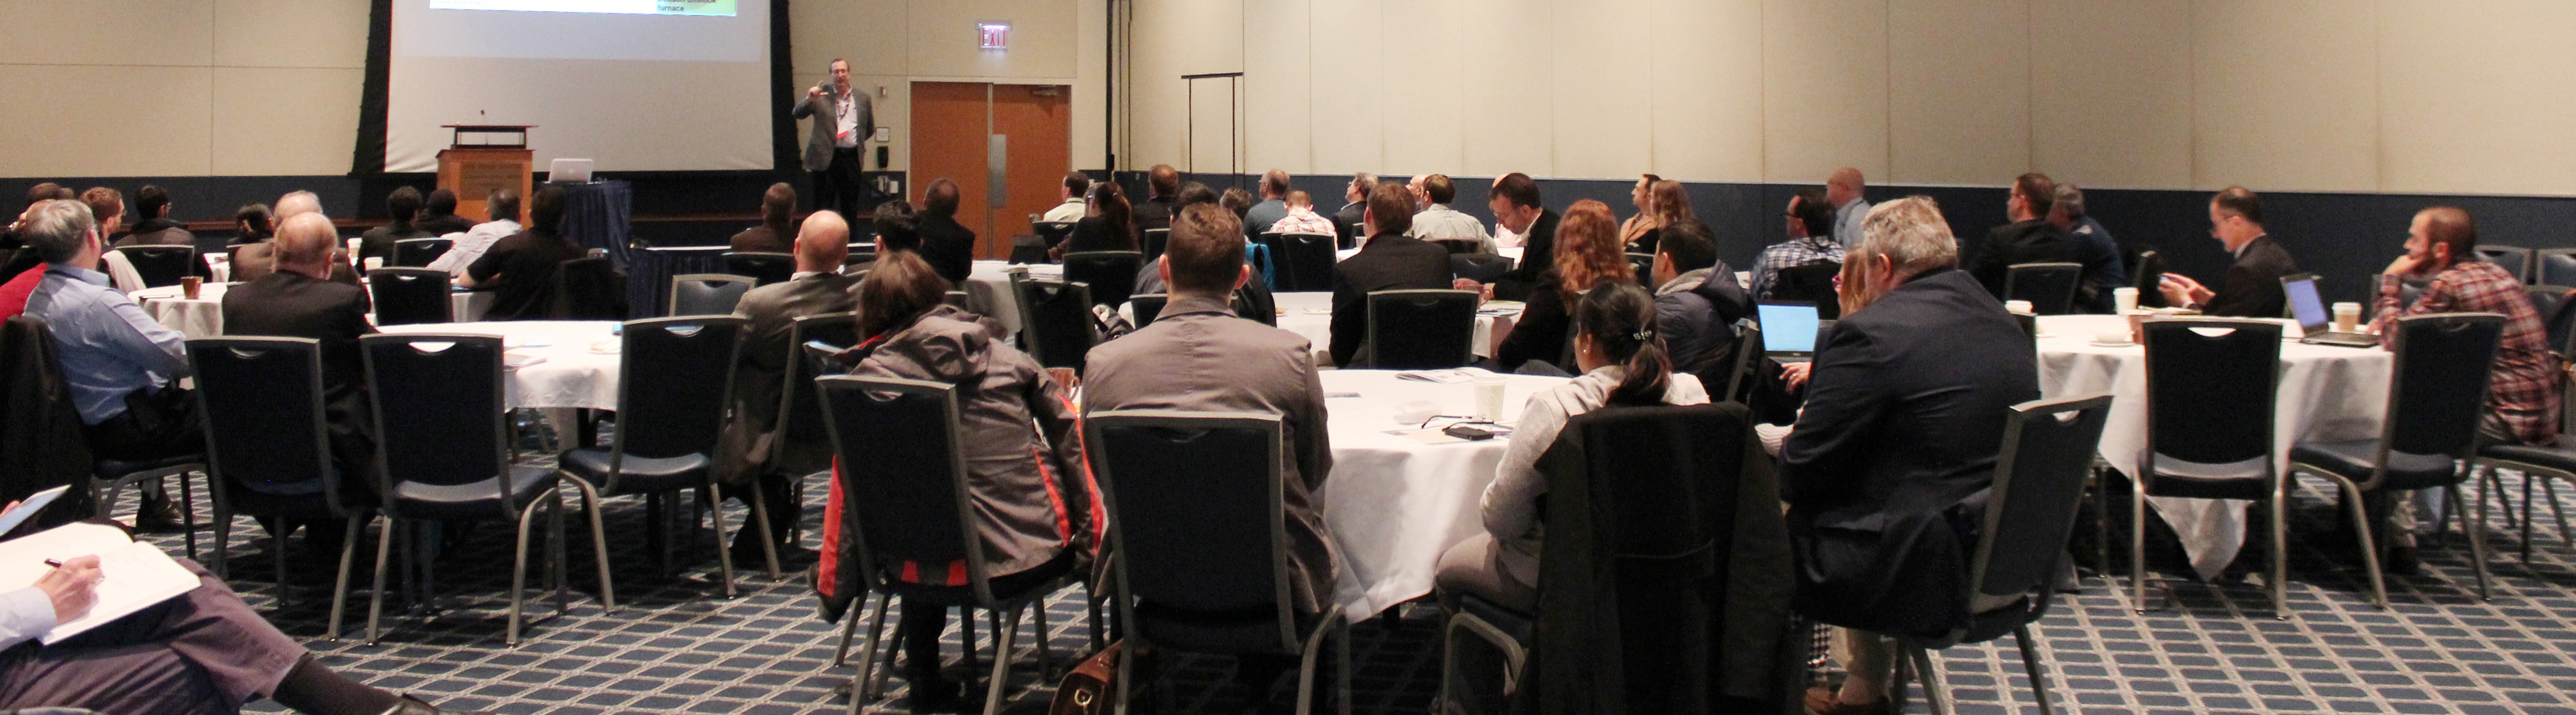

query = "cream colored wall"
[[0, 0, 364, 178], [1123, 0, 2576, 196], [793, 0, 1105, 175]]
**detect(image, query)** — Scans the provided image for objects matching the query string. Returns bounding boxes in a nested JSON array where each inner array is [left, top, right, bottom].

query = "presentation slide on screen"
[[430, 0, 735, 17]]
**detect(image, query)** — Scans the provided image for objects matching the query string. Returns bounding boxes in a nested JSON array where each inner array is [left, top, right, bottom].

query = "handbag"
[[1049, 640, 1125, 715]]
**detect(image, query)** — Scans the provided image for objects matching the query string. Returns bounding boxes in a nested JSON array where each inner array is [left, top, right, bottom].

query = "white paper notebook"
[[0, 523, 198, 644]]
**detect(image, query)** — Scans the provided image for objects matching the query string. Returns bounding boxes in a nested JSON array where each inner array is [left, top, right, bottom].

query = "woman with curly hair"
[[1493, 198, 1636, 372]]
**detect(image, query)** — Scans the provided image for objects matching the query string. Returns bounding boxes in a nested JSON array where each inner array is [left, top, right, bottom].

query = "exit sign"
[[979, 22, 1009, 50]]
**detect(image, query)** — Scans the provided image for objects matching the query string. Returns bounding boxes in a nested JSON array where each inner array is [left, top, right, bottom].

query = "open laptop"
[[547, 158, 594, 183], [1756, 300, 1823, 362], [2283, 273, 2379, 347]]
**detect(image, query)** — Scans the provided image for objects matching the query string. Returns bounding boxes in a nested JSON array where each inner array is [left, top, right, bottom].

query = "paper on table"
[[0, 523, 198, 644]]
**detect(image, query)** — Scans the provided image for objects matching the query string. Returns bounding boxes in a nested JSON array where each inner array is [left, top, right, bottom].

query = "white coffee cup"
[[2113, 287, 2139, 313], [2332, 302, 2362, 332], [2095, 328, 2132, 346], [1472, 373, 1508, 421], [363, 257, 385, 271], [2004, 300, 2034, 314]]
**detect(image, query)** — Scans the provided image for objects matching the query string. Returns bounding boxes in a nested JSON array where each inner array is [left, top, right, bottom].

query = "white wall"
[[1121, 0, 2576, 196], [791, 0, 1105, 175]]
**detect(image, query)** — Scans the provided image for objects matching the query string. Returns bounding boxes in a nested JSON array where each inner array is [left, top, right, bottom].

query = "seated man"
[[2049, 183, 2126, 312], [1081, 203, 1339, 705], [1487, 174, 1559, 302], [79, 188, 124, 246], [115, 186, 196, 248], [413, 188, 476, 236], [1648, 220, 1751, 379], [1780, 196, 2037, 713], [715, 210, 860, 560], [1405, 174, 1494, 253], [1, 549, 490, 715], [1751, 188, 1846, 300], [231, 192, 359, 286], [913, 179, 977, 285], [1265, 190, 1336, 237], [355, 186, 432, 263], [222, 212, 382, 548], [1329, 180, 1454, 367], [2158, 186, 2297, 317], [459, 184, 583, 321], [425, 189, 521, 279], [17, 200, 193, 530], [846, 200, 916, 276], [1968, 172, 2072, 299], [1040, 171, 1089, 224], [726, 183, 797, 254]]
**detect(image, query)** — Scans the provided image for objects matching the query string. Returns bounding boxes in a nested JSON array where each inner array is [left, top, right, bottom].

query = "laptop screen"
[[2283, 274, 2330, 330], [1757, 301, 1821, 354]]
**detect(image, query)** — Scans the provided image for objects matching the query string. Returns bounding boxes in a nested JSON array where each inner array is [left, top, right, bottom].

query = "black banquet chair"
[[555, 316, 752, 599], [1141, 227, 1171, 260], [116, 246, 196, 289], [2477, 246, 2535, 284], [668, 273, 756, 316], [1130, 293, 1169, 327], [1363, 289, 1479, 369], [186, 337, 368, 635], [1625, 253, 1656, 288], [360, 333, 612, 646], [552, 256, 626, 320], [744, 311, 860, 579], [2004, 262, 2084, 315], [2537, 248, 2576, 288], [1451, 253, 1512, 285], [1273, 233, 1338, 293], [366, 268, 453, 326], [1089, 410, 1350, 715], [2474, 368, 2576, 564], [1061, 250, 1146, 309], [1889, 394, 2113, 715], [2289, 312, 2505, 607], [2133, 318, 2286, 614], [391, 237, 452, 268], [723, 251, 797, 286], [2127, 249, 2168, 308], [1012, 276, 1096, 372]]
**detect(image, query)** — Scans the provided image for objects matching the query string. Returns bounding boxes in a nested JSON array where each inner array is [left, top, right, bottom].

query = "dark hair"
[[1261, 169, 1291, 198], [1366, 180, 1415, 235], [1148, 165, 1180, 198], [760, 182, 796, 232], [2212, 186, 2263, 224], [2419, 206, 2477, 259], [855, 250, 951, 338], [1178, 181, 1218, 206], [1791, 188, 1834, 237], [425, 188, 459, 217], [1422, 174, 1456, 205], [1576, 280, 1673, 407], [384, 186, 422, 223], [2014, 172, 2056, 218], [871, 200, 920, 252], [136, 185, 171, 220], [1062, 171, 1091, 196], [24, 183, 61, 209], [924, 179, 961, 217], [1657, 219, 1717, 274], [1219, 188, 1253, 219], [486, 188, 520, 222], [1088, 181, 1135, 249], [234, 203, 274, 242], [1489, 173, 1541, 209], [528, 184, 568, 234], [79, 187, 122, 226], [1166, 204, 1245, 296]]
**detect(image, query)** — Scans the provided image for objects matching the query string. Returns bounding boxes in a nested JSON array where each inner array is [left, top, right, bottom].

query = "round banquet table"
[[964, 261, 1063, 333], [377, 321, 625, 411], [1267, 292, 1520, 363], [1311, 369, 1571, 621], [2033, 313, 2393, 580], [133, 282, 495, 339]]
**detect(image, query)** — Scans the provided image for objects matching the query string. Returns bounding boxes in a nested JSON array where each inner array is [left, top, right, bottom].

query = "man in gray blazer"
[[790, 58, 875, 217], [714, 210, 861, 563]]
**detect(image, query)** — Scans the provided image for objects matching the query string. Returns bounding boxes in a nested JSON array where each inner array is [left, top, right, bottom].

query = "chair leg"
[[748, 480, 783, 581], [2520, 466, 2537, 562], [366, 518, 397, 645], [2545, 476, 2575, 551], [2130, 478, 2153, 613], [1085, 580, 1107, 654], [508, 496, 545, 647], [1337, 620, 1353, 715], [179, 472, 198, 561], [833, 599, 864, 667], [1029, 601, 1053, 675], [2014, 626, 2055, 715], [549, 492, 569, 616], [981, 607, 1020, 715], [1907, 646, 1949, 715], [2463, 482, 2490, 601], [704, 483, 737, 599], [2323, 473, 2390, 608], [2090, 466, 2112, 576], [2269, 495, 2289, 617], [210, 503, 232, 580], [1113, 619, 1136, 715], [326, 514, 361, 641], [274, 513, 292, 608], [850, 592, 889, 715], [564, 477, 617, 611]]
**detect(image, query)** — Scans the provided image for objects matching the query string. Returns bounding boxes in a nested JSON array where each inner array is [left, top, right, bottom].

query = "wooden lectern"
[[436, 125, 535, 224]]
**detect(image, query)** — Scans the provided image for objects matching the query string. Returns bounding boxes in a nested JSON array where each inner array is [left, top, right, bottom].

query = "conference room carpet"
[[123, 454, 2576, 714]]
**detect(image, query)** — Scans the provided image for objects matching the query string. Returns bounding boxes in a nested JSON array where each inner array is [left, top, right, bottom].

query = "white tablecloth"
[[1313, 369, 1572, 621], [1334, 245, 1527, 264], [1267, 292, 1519, 363], [133, 282, 494, 339], [378, 321, 625, 410], [2033, 314, 2393, 579], [965, 261, 1063, 333]]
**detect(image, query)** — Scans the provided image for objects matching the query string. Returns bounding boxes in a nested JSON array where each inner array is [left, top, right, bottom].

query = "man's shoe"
[[905, 673, 966, 712], [132, 494, 187, 533], [2385, 545, 2421, 577]]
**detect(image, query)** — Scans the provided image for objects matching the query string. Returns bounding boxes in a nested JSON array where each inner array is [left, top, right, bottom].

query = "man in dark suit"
[[1968, 172, 2073, 300], [1487, 173, 1558, 301], [415, 188, 476, 236], [789, 58, 875, 217], [1331, 173, 1374, 249], [460, 184, 584, 321], [354, 186, 431, 263], [222, 211, 380, 553], [913, 179, 976, 284], [714, 210, 860, 562], [1134, 164, 1180, 234], [1329, 180, 1454, 367], [2158, 186, 2297, 318], [1778, 196, 2037, 713]]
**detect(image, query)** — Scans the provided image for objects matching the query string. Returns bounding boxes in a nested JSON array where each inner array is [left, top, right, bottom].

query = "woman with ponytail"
[[1432, 279, 1709, 613]]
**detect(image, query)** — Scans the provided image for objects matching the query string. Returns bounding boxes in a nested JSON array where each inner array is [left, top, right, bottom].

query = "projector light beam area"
[[430, 0, 735, 17]]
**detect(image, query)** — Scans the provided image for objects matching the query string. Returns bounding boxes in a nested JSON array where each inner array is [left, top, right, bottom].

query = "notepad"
[[0, 523, 199, 644]]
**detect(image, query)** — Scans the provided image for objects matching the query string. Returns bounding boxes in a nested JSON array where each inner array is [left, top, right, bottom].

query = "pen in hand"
[[42, 559, 62, 568]]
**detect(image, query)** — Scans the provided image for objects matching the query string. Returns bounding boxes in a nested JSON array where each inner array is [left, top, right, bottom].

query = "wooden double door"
[[910, 82, 1073, 260]]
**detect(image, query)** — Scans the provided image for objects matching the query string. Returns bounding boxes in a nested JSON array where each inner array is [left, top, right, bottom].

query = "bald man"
[[222, 213, 381, 536], [1827, 167, 1870, 248], [231, 191, 360, 285], [714, 210, 860, 566]]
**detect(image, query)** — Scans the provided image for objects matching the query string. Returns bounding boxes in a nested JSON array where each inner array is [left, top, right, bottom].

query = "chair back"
[[2545, 287, 2576, 359], [722, 251, 796, 286], [2477, 246, 2535, 284], [116, 246, 195, 288], [942, 290, 970, 309], [392, 237, 452, 268], [773, 312, 858, 471], [606, 317, 745, 482], [1130, 294, 1169, 326], [1089, 411, 1300, 651], [1721, 319, 1762, 405], [816, 376, 984, 598], [1032, 221, 1077, 248], [1451, 253, 1512, 284], [1964, 395, 2113, 621], [1364, 289, 1478, 369], [1276, 233, 1337, 292], [1625, 253, 1656, 288], [2539, 248, 2576, 288], [2141, 319, 2279, 484], [1141, 228, 1171, 259], [2002, 262, 2083, 315], [1014, 277, 1096, 370], [551, 256, 624, 320], [361, 334, 511, 519], [2527, 285, 2566, 330], [2127, 249, 2168, 308], [1773, 262, 1843, 319], [668, 273, 755, 316], [1062, 250, 1146, 309], [365, 268, 453, 326], [2372, 313, 2505, 487], [187, 337, 342, 510]]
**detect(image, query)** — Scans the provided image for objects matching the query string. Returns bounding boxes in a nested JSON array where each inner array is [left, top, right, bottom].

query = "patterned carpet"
[[109, 447, 2576, 714]]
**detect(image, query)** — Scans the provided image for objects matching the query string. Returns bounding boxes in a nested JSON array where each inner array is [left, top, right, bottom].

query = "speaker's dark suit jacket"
[[1780, 267, 2037, 638], [1328, 232, 1453, 367], [221, 271, 380, 503], [2201, 234, 2298, 319]]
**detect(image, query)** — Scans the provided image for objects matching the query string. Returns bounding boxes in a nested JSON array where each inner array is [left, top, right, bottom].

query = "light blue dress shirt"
[[1833, 198, 1871, 249], [22, 264, 190, 424], [0, 587, 57, 650]]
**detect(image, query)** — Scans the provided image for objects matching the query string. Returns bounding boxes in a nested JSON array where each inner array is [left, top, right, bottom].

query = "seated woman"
[[814, 251, 1098, 708], [1434, 280, 1710, 613], [1052, 181, 1137, 259], [1491, 199, 1635, 373]]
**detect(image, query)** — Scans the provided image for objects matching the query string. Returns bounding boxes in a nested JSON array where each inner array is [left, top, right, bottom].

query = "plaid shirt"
[[1267, 206, 1338, 237], [1751, 235, 1847, 300], [2372, 260, 2560, 445]]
